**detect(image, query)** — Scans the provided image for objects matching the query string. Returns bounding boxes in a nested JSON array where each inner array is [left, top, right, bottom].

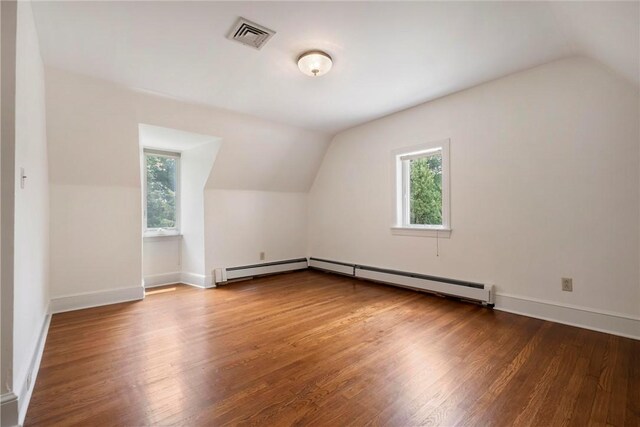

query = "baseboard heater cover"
[[308, 257, 355, 276], [309, 257, 493, 305], [225, 258, 308, 281], [355, 266, 493, 305]]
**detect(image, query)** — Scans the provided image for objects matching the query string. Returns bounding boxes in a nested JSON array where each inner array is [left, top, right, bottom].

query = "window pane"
[[146, 155, 177, 228], [409, 153, 442, 225]]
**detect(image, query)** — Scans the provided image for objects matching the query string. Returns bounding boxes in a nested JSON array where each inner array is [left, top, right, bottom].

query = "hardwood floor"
[[25, 270, 639, 426]]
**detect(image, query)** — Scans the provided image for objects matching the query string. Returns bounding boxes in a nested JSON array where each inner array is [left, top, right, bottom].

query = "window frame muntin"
[[143, 148, 181, 236]]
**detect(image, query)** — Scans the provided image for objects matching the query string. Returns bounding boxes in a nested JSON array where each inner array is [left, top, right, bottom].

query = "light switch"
[[20, 167, 27, 189]]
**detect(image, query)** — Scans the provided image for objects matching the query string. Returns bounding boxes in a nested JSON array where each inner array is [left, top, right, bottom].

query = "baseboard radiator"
[[309, 257, 494, 306], [224, 258, 309, 281]]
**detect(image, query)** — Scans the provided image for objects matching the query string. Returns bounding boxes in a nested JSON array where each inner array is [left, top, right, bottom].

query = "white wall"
[[0, 0, 18, 414], [182, 142, 218, 277], [205, 190, 308, 272], [47, 69, 141, 300], [309, 57, 640, 323], [143, 236, 181, 281], [13, 0, 49, 420], [46, 68, 330, 299], [50, 184, 141, 298]]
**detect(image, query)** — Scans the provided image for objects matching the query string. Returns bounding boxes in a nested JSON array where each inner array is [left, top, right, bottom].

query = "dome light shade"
[[297, 50, 332, 77]]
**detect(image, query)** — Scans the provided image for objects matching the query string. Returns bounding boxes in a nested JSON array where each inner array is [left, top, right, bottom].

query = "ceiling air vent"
[[227, 17, 276, 50]]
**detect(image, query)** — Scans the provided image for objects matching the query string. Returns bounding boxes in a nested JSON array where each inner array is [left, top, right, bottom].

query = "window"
[[392, 139, 450, 237], [144, 149, 180, 236]]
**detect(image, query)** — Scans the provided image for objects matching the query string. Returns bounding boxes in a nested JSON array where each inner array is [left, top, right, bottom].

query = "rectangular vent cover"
[[227, 17, 275, 50]]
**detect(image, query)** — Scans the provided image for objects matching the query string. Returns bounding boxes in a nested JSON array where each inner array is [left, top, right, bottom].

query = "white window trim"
[[391, 139, 451, 238], [143, 149, 181, 237], [143, 234, 183, 242]]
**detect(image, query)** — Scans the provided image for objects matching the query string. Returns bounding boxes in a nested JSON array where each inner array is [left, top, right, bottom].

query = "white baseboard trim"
[[17, 313, 51, 425], [180, 272, 215, 289], [50, 286, 145, 314], [495, 293, 640, 340], [0, 312, 52, 427], [144, 272, 182, 288], [1, 393, 19, 427]]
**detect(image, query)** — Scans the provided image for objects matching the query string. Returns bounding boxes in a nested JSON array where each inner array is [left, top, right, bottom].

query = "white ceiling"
[[32, 1, 639, 134]]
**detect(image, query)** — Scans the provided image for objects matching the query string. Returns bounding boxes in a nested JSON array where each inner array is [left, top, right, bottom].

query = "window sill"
[[144, 234, 183, 242], [390, 226, 451, 238]]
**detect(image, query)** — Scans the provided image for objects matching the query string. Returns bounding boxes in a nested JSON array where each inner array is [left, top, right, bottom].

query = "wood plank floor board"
[[508, 326, 586, 424], [627, 339, 640, 426], [25, 270, 639, 426], [370, 311, 536, 426], [417, 322, 561, 427], [610, 339, 632, 425], [532, 334, 591, 425], [567, 331, 607, 427]]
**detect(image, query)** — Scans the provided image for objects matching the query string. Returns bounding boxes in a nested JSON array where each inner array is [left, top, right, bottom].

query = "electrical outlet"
[[27, 372, 32, 390], [260, 252, 265, 261], [561, 277, 573, 292]]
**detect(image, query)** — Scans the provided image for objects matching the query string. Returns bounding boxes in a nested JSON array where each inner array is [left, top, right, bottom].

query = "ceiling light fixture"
[[297, 50, 332, 77]]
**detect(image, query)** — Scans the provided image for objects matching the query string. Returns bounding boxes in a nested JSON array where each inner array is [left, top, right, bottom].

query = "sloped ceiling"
[[32, 1, 639, 134], [45, 67, 330, 191], [548, 2, 639, 87]]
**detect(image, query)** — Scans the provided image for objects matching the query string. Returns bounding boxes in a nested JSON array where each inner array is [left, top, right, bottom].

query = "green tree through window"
[[409, 154, 442, 225], [146, 154, 177, 228]]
